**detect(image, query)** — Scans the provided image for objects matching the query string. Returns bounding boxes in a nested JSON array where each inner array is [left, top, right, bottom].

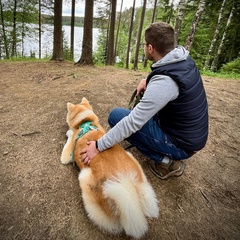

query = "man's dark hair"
[[145, 22, 176, 56]]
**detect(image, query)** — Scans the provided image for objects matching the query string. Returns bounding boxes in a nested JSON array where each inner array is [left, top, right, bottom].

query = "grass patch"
[[201, 70, 240, 80], [1, 58, 240, 81]]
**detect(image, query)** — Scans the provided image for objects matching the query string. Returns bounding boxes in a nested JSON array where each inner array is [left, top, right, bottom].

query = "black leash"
[[128, 89, 143, 110]]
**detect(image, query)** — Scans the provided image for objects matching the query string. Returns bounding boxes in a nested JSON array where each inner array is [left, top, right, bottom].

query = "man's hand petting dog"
[[80, 141, 99, 165]]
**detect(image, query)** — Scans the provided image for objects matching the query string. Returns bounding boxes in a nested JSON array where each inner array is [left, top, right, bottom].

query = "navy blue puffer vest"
[[146, 56, 208, 152]]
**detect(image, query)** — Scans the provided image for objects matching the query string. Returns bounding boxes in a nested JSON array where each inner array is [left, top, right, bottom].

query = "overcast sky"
[[62, 0, 167, 17], [62, 1, 84, 17]]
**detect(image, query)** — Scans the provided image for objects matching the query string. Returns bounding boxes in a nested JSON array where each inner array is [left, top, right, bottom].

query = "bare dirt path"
[[0, 61, 239, 240]]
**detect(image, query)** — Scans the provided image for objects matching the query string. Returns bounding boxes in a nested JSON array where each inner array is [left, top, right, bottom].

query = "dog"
[[60, 98, 159, 239]]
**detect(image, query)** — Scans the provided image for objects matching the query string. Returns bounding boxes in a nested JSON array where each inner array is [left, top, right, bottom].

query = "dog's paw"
[[61, 154, 73, 165], [66, 129, 73, 138]]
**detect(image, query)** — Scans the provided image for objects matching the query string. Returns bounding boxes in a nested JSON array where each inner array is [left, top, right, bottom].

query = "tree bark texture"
[[210, 5, 234, 71], [70, 0, 75, 61], [39, 0, 42, 59], [134, 0, 147, 70], [166, 0, 174, 24], [106, 0, 117, 65], [114, 0, 123, 61], [11, 0, 17, 57], [204, 0, 226, 70], [77, 0, 94, 65], [185, 0, 206, 51], [51, 0, 63, 61], [143, 0, 158, 68], [126, 0, 136, 69], [174, 0, 186, 44]]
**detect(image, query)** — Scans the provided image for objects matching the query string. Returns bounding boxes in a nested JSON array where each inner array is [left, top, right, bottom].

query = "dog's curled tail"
[[103, 171, 153, 239]]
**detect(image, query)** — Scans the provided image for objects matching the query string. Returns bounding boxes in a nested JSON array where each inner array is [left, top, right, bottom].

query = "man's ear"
[[149, 44, 154, 52]]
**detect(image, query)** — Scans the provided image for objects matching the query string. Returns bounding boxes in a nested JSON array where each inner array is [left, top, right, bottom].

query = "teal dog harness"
[[71, 121, 98, 162]]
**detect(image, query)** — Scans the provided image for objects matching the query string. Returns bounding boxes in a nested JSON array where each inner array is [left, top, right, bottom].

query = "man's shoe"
[[149, 159, 186, 180]]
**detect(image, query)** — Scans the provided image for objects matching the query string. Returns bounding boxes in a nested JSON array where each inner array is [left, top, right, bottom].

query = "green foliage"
[[220, 58, 240, 75], [62, 30, 71, 61], [42, 14, 54, 25], [114, 31, 128, 65], [201, 69, 240, 80], [93, 29, 107, 65], [201, 70, 240, 81], [182, 0, 240, 71]]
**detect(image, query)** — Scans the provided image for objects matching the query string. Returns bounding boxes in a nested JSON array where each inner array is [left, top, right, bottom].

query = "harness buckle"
[[71, 121, 98, 163]]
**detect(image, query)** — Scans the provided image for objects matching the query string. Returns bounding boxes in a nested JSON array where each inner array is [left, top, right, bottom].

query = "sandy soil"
[[0, 61, 239, 240]]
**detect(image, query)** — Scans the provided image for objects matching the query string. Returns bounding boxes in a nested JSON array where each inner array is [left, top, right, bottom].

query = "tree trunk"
[[126, 0, 136, 69], [39, 0, 42, 59], [51, 0, 63, 61], [11, 0, 17, 57], [210, 5, 234, 72], [0, 0, 9, 58], [166, 0, 174, 24], [134, 0, 147, 70], [106, 0, 117, 65], [174, 0, 186, 44], [70, 0, 75, 61], [76, 0, 93, 65], [21, 11, 26, 58], [185, 0, 206, 51], [143, 0, 158, 68], [204, 0, 226, 70], [114, 0, 123, 61], [151, 0, 158, 23]]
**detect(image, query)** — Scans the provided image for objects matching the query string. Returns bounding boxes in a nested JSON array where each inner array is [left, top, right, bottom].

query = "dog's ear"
[[81, 97, 93, 110], [67, 102, 75, 112], [81, 97, 89, 104]]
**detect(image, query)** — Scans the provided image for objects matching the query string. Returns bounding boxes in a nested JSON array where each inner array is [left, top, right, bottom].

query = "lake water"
[[23, 24, 100, 62]]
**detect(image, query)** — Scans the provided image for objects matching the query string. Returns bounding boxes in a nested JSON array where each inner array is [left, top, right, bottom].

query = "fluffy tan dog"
[[61, 98, 159, 239]]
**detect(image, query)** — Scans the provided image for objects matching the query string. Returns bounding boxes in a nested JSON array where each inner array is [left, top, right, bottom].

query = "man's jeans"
[[108, 108, 190, 163]]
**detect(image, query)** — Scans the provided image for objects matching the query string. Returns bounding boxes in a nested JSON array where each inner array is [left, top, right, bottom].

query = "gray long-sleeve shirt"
[[97, 46, 189, 151]]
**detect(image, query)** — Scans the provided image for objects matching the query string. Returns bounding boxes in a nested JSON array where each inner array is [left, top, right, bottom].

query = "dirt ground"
[[0, 61, 239, 240]]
